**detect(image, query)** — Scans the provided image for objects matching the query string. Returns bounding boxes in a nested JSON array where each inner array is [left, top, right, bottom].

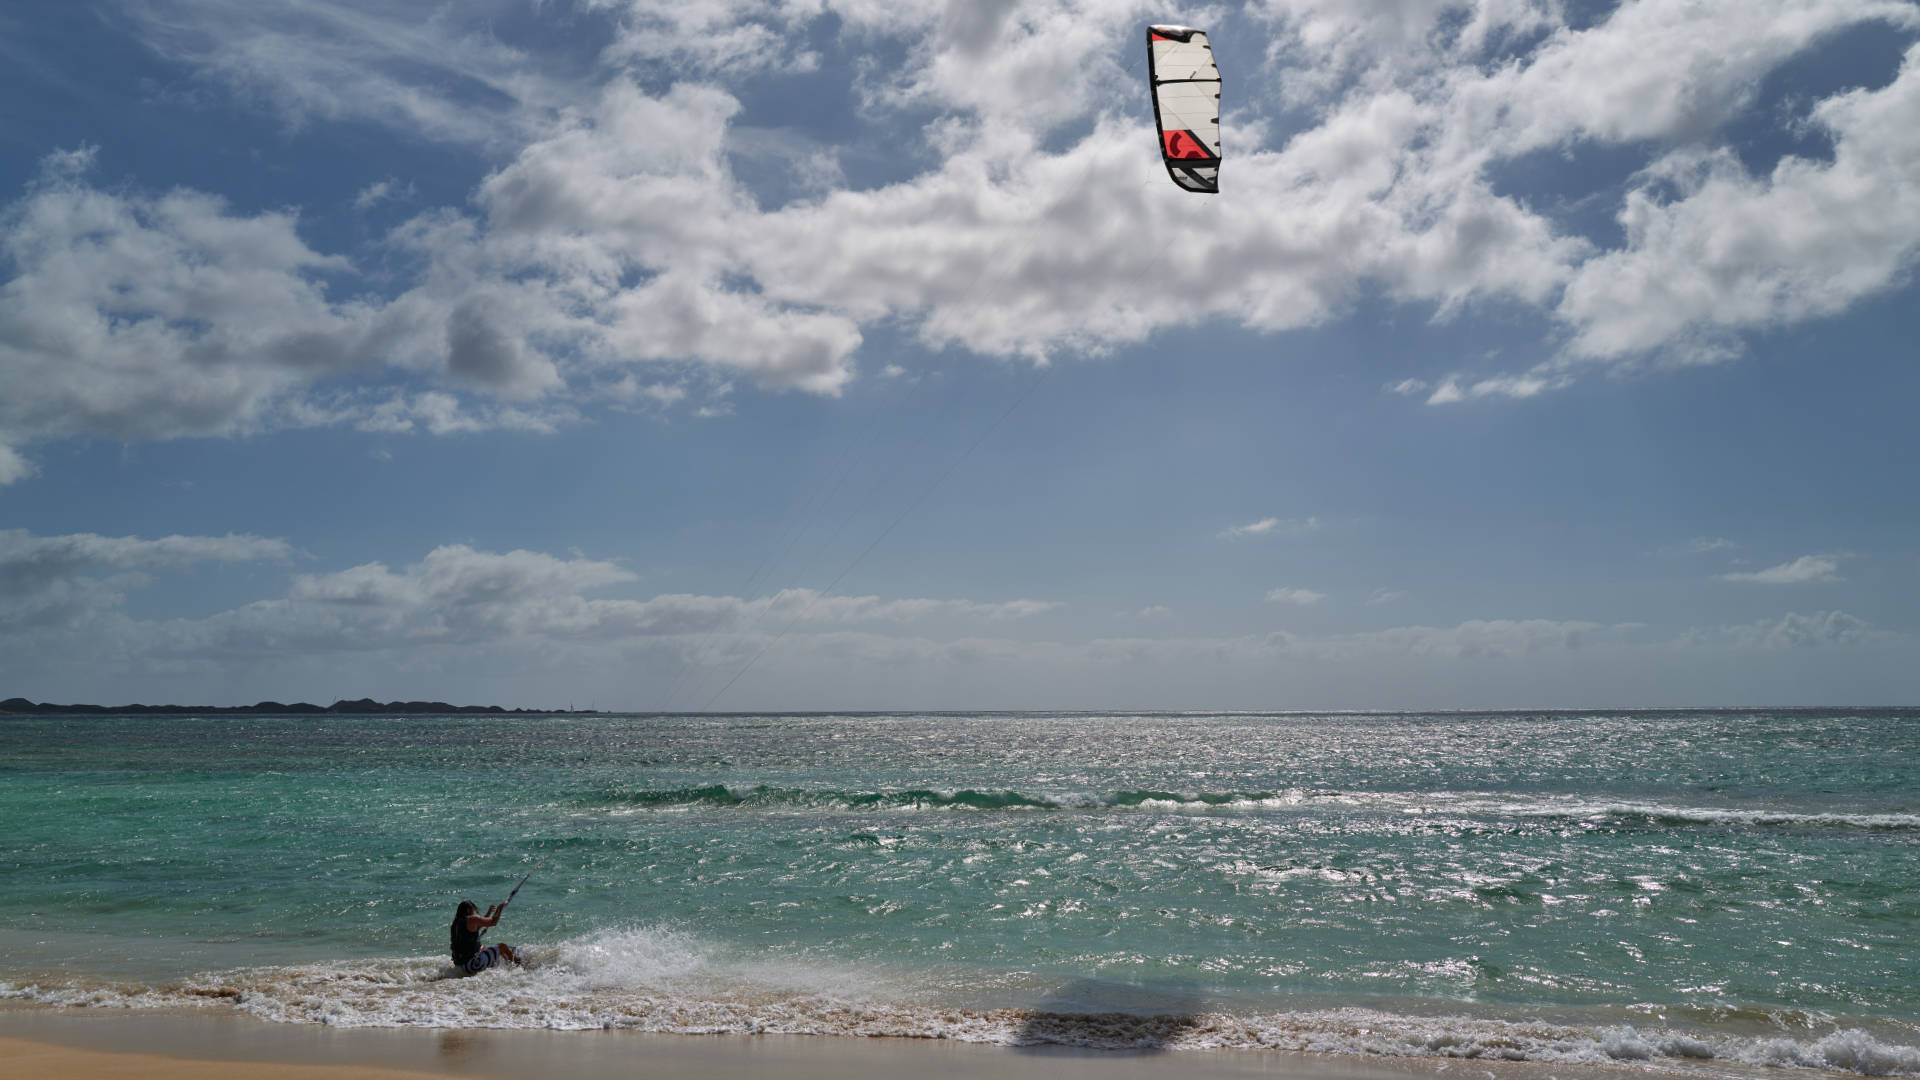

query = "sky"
[[1, 0, 1917, 711]]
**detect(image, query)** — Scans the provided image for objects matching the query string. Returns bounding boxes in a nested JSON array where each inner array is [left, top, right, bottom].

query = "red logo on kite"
[[1162, 130, 1211, 160]]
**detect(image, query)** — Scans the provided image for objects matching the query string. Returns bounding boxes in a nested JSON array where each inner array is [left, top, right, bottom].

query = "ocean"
[[3, 708, 1916, 1075]]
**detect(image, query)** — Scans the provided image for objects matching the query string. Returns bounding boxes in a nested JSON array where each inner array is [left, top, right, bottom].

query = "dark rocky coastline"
[[0, 697, 587, 716]]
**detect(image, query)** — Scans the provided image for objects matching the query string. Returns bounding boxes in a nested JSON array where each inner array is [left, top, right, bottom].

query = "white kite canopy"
[[1147, 25, 1220, 194]]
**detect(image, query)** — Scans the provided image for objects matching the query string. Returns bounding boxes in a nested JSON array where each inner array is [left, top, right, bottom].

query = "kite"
[[1147, 25, 1221, 194]]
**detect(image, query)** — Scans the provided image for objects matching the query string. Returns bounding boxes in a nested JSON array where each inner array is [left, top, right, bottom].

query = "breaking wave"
[[582, 785, 1334, 813], [1503, 802, 1920, 831], [577, 785, 1920, 833]]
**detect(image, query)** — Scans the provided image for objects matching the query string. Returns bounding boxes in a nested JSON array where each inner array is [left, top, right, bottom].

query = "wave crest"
[[583, 785, 1312, 813]]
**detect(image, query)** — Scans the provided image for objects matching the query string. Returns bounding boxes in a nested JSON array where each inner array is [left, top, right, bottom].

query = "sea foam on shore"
[[8, 926, 1919, 1077]]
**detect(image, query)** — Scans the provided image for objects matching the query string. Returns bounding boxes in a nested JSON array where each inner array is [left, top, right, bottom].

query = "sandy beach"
[[0, 1004, 1660, 1080]]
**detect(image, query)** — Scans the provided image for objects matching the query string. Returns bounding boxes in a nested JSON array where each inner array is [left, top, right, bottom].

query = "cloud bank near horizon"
[[1, 529, 1903, 708]]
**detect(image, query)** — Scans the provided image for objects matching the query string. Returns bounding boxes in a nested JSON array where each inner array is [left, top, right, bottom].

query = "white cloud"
[[1252, 0, 1565, 106], [0, 165, 361, 441], [122, 0, 570, 147], [0, 442, 34, 486], [751, 589, 1060, 624], [5, 533, 1910, 704], [1088, 617, 1614, 666], [0, 529, 292, 631], [1265, 586, 1324, 606], [0, 538, 1057, 668], [1366, 587, 1404, 605], [1681, 610, 1874, 650], [600, 375, 690, 410], [417, 78, 867, 395], [1317, 618, 1609, 660], [0, 529, 291, 578], [96, 5, 1560, 376], [1555, 44, 1920, 365], [0, 97, 857, 469], [1274, 0, 1920, 397], [592, 0, 818, 76], [352, 178, 413, 211], [1718, 554, 1847, 584], [1690, 537, 1737, 553], [5, 0, 1915, 482], [353, 180, 392, 210], [1425, 372, 1569, 405], [1220, 516, 1321, 540]]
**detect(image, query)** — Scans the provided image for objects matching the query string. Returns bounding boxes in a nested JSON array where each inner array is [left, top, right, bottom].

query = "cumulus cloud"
[[1555, 44, 1920, 366], [1260, 0, 1920, 398], [6, 0, 1918, 480], [0, 157, 363, 463], [444, 295, 563, 399], [544, 3, 1908, 396], [1265, 586, 1324, 605], [1718, 554, 1847, 584], [399, 78, 867, 395], [0, 145, 598, 472], [1220, 516, 1321, 540]]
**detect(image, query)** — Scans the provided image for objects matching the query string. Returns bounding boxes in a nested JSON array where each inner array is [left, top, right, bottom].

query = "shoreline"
[[9, 958, 1918, 1077], [0, 1004, 1658, 1080]]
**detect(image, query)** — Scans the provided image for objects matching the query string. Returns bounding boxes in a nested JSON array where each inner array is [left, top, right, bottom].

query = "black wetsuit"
[[451, 910, 481, 967]]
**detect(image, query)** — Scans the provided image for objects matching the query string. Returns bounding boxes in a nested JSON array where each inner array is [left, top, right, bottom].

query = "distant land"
[[0, 697, 591, 716]]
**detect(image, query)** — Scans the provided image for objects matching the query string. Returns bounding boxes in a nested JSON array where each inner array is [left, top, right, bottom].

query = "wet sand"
[[0, 1004, 1659, 1080]]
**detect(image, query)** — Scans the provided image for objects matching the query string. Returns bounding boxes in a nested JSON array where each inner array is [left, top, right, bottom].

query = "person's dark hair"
[[456, 900, 477, 918]]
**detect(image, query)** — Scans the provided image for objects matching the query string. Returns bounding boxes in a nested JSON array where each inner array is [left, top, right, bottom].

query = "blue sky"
[[2, 0, 1916, 710]]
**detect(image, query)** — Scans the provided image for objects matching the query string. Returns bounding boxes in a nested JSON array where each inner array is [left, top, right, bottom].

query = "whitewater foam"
[[1499, 801, 1920, 831], [577, 784, 1920, 831], [585, 784, 1346, 815], [8, 927, 1918, 1076]]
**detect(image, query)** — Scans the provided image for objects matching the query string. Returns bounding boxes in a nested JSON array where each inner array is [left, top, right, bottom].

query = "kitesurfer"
[[450, 899, 520, 974]]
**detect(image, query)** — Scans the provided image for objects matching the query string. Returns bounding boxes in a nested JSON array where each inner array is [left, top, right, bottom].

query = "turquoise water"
[[4, 709, 1917, 1073]]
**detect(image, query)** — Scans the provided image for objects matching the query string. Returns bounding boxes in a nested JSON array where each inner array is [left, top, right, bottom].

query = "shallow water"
[[4, 709, 1916, 1074]]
